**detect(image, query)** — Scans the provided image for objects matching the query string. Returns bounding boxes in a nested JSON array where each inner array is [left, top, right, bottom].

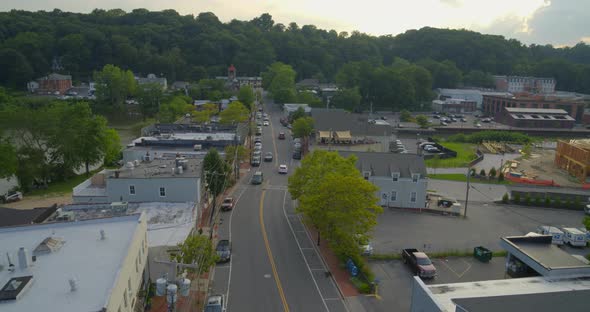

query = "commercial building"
[[436, 88, 513, 110], [136, 73, 167, 90], [483, 94, 586, 122], [338, 151, 428, 209], [216, 64, 262, 90], [411, 235, 590, 312], [555, 139, 590, 183], [72, 157, 202, 204], [283, 103, 312, 117], [431, 98, 477, 113], [0, 214, 148, 312], [493, 75, 556, 94], [28, 73, 73, 95], [498, 107, 575, 129]]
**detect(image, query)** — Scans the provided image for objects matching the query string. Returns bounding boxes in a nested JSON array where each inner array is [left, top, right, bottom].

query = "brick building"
[[555, 139, 590, 183], [483, 94, 586, 122], [35, 73, 72, 95], [493, 75, 555, 94], [499, 107, 575, 129]]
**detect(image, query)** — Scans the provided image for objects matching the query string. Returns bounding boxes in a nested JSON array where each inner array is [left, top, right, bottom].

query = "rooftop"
[[426, 275, 590, 312], [0, 214, 144, 312], [312, 109, 392, 136], [505, 107, 569, 114], [337, 151, 427, 178], [283, 103, 312, 112], [133, 133, 236, 145], [502, 236, 589, 269], [0, 206, 57, 227], [111, 157, 201, 179], [39, 73, 71, 80]]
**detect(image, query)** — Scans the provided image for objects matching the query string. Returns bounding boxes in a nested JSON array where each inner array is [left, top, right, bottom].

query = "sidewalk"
[[304, 225, 359, 297]]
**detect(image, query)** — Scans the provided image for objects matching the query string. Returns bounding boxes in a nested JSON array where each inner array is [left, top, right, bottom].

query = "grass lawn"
[[26, 169, 101, 196], [428, 173, 511, 185], [425, 142, 477, 168]]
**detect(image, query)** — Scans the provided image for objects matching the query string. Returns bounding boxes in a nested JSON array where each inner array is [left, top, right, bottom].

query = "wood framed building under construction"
[[555, 139, 590, 183]]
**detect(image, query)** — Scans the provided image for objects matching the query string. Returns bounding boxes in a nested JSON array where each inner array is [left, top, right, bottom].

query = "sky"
[[1, 0, 588, 47]]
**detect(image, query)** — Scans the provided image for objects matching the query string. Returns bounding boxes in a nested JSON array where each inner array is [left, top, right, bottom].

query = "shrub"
[[502, 193, 509, 204], [564, 198, 572, 209], [489, 167, 497, 178], [544, 197, 551, 207], [524, 194, 532, 206], [574, 197, 581, 210], [513, 193, 521, 204], [534, 196, 542, 207], [498, 173, 504, 182], [583, 216, 590, 231], [479, 169, 486, 176], [470, 168, 476, 176], [350, 277, 372, 293]]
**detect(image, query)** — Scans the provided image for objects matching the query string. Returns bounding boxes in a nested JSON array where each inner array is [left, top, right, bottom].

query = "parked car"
[[263, 121, 269, 126], [292, 150, 302, 160], [441, 122, 448, 126], [461, 118, 467, 122], [264, 152, 273, 162], [356, 234, 374, 256], [251, 171, 263, 184], [278, 132, 286, 140], [255, 142, 262, 149], [293, 138, 301, 144], [278, 164, 288, 174], [256, 127, 262, 135], [252, 150, 261, 157], [204, 294, 226, 312], [293, 142, 302, 150], [0, 191, 23, 203], [216, 239, 231, 263], [475, 123, 482, 128], [251, 156, 261, 167], [257, 121, 263, 127], [254, 136, 262, 144], [221, 197, 234, 211], [402, 248, 437, 279], [562, 228, 587, 247]]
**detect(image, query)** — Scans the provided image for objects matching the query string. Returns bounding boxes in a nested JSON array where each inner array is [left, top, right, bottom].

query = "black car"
[[292, 150, 302, 160], [216, 239, 231, 263]]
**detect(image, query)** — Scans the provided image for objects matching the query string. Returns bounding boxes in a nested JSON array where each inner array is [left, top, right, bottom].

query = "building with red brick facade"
[[483, 94, 586, 122], [35, 73, 72, 95], [499, 107, 575, 129]]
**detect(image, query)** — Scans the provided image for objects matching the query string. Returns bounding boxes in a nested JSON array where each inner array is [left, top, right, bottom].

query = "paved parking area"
[[359, 257, 506, 312], [371, 202, 585, 254]]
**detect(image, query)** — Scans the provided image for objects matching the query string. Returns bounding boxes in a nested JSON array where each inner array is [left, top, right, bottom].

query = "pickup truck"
[[402, 248, 437, 279]]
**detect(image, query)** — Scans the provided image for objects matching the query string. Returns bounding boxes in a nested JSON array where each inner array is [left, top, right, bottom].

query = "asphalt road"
[[211, 96, 348, 311]]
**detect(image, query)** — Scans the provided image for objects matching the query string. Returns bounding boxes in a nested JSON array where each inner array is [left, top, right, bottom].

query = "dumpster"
[[473, 246, 492, 262]]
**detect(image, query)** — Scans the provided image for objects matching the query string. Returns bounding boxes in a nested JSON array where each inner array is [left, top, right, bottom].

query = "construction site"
[[555, 139, 590, 184]]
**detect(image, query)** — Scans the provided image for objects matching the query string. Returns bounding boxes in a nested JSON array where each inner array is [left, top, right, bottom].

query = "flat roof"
[[427, 275, 590, 312], [112, 158, 201, 179], [0, 214, 143, 312], [502, 236, 588, 269], [64, 202, 195, 247], [133, 132, 236, 143], [453, 289, 590, 312], [505, 107, 569, 114]]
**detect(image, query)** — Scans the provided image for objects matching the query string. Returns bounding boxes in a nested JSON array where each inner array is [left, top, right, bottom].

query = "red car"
[[278, 132, 286, 140], [221, 197, 234, 211]]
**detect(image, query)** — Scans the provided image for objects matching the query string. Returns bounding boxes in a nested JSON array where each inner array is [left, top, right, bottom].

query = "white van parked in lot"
[[537, 226, 564, 245], [562, 228, 587, 247]]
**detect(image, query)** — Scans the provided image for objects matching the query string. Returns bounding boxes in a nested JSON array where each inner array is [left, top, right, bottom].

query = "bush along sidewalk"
[[340, 253, 376, 294], [501, 193, 586, 211]]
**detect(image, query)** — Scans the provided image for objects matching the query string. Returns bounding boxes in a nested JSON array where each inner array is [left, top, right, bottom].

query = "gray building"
[[436, 88, 513, 110], [338, 152, 428, 209], [73, 157, 201, 204]]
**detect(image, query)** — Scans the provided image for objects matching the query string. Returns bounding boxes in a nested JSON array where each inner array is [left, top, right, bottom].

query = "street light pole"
[[464, 166, 471, 218]]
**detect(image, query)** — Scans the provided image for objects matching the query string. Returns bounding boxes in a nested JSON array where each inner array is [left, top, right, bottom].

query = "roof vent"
[[33, 237, 64, 256], [100, 229, 106, 240], [17, 248, 30, 270], [69, 278, 78, 292]]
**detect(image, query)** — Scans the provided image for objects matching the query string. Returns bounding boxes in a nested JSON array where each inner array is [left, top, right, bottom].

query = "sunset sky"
[[1, 0, 588, 47]]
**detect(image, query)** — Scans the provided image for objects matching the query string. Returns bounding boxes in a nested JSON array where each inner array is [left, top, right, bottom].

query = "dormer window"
[[363, 171, 371, 180], [412, 174, 420, 182], [392, 173, 400, 182]]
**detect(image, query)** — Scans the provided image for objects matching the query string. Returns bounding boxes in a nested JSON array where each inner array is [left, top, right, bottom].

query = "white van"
[[537, 226, 564, 245], [562, 228, 587, 247]]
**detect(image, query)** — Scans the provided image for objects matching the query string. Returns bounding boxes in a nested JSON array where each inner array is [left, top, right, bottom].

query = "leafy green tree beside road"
[[219, 101, 249, 124], [93, 64, 136, 114]]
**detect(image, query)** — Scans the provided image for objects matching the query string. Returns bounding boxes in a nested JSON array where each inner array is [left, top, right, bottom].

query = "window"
[[129, 185, 135, 195], [363, 171, 370, 180], [159, 187, 166, 197], [390, 191, 397, 201], [410, 192, 417, 203], [412, 174, 419, 183], [392, 173, 399, 182]]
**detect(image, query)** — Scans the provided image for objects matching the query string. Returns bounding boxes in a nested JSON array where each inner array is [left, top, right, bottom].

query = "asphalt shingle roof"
[[0, 205, 57, 227], [337, 151, 426, 178], [312, 109, 391, 136]]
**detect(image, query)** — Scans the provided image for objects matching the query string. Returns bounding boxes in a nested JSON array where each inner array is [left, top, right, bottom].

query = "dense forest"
[[1, 9, 590, 94]]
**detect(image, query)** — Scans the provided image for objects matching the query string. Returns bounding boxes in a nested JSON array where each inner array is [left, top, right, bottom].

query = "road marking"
[[269, 114, 279, 167], [438, 258, 472, 279], [225, 187, 248, 307], [260, 190, 290, 312], [281, 191, 331, 312]]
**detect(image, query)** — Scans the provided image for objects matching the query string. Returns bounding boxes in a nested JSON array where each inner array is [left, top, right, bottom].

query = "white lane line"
[[324, 298, 342, 301], [282, 191, 331, 312], [298, 212, 350, 312], [225, 186, 248, 307]]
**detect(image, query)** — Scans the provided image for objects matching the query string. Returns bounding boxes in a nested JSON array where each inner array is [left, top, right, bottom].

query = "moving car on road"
[[251, 171, 263, 184], [264, 152, 273, 162], [278, 164, 288, 174], [402, 248, 437, 279], [221, 197, 234, 211], [216, 239, 232, 263], [278, 132, 286, 140]]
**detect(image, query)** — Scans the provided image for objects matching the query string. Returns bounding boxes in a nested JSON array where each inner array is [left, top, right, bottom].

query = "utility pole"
[[464, 167, 471, 218]]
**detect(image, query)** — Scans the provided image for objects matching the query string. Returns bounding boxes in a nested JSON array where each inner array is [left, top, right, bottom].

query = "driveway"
[[427, 180, 507, 202], [372, 202, 585, 254]]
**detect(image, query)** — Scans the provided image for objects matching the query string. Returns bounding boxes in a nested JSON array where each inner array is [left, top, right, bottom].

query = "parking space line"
[[281, 190, 331, 312]]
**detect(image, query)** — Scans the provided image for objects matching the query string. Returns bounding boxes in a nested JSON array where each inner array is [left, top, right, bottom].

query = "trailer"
[[562, 227, 587, 247], [537, 226, 564, 245]]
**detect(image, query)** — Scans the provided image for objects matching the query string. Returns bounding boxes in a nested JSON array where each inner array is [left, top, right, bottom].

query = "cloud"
[[439, 0, 463, 8]]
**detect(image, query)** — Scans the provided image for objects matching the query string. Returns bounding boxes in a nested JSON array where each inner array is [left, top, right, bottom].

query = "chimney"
[[69, 278, 78, 292], [18, 247, 30, 269]]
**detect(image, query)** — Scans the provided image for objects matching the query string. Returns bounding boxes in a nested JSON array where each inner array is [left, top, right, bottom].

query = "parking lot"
[[359, 257, 506, 312], [371, 202, 585, 254]]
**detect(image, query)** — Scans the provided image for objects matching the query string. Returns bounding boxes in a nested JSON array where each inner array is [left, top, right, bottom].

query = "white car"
[[278, 164, 288, 174], [263, 121, 269, 126], [255, 142, 262, 149]]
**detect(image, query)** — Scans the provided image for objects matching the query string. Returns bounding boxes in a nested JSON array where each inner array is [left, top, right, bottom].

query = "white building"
[[493, 75, 556, 94], [283, 103, 312, 117], [436, 88, 513, 110], [0, 214, 148, 312]]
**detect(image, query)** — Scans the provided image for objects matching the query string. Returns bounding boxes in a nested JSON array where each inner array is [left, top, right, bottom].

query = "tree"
[[479, 168, 486, 176], [237, 85, 255, 111], [290, 107, 307, 122], [103, 128, 122, 166], [224, 145, 249, 166], [203, 149, 228, 198], [219, 101, 249, 124], [0, 135, 17, 178], [502, 193, 509, 204], [158, 96, 193, 123], [172, 234, 218, 273], [331, 88, 361, 111], [263, 62, 297, 103], [296, 91, 322, 107], [292, 116, 314, 139], [136, 83, 164, 119], [0, 48, 34, 88], [415, 115, 429, 128], [488, 167, 497, 178], [400, 110, 412, 122], [464, 70, 494, 88], [93, 64, 136, 113]]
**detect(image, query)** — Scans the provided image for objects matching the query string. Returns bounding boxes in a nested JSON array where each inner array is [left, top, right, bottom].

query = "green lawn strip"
[[428, 173, 511, 185], [425, 142, 478, 168], [26, 168, 102, 196]]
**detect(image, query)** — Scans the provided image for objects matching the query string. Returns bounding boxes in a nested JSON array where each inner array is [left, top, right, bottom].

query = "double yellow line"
[[259, 189, 290, 312]]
